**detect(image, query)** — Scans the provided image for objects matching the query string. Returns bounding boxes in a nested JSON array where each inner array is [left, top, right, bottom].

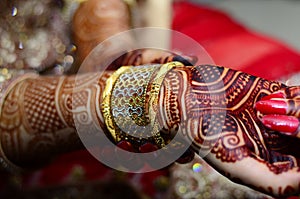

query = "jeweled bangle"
[[0, 68, 37, 173], [102, 61, 184, 149]]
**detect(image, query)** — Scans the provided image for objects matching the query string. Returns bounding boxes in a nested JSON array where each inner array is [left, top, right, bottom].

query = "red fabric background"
[[172, 1, 300, 80]]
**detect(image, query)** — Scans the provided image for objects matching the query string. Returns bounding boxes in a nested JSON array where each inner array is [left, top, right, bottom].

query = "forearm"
[[0, 71, 112, 168]]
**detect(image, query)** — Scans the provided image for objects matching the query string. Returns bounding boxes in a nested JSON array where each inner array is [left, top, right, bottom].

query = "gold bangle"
[[148, 61, 184, 147], [0, 68, 37, 173], [102, 66, 131, 141], [102, 61, 184, 148]]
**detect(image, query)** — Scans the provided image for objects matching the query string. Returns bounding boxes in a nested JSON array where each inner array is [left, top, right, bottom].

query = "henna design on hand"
[[1, 60, 300, 196], [0, 72, 112, 168], [160, 64, 300, 197]]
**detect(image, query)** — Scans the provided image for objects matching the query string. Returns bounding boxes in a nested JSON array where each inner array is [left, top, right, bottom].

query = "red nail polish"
[[262, 115, 299, 134], [260, 91, 285, 101], [255, 100, 288, 115]]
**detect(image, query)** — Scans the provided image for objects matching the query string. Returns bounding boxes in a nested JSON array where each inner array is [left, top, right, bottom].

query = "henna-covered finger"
[[284, 86, 300, 99], [172, 54, 198, 66], [118, 49, 197, 66], [104, 49, 197, 71], [259, 90, 286, 101], [255, 99, 288, 115], [258, 86, 300, 102], [280, 86, 300, 117], [256, 98, 300, 117], [261, 115, 300, 137]]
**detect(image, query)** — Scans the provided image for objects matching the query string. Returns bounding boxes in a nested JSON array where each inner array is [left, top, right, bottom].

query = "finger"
[[284, 86, 300, 99], [255, 98, 300, 117], [172, 55, 198, 65], [119, 49, 198, 68], [140, 49, 197, 65], [258, 87, 300, 102], [260, 90, 286, 101], [255, 99, 288, 115], [261, 115, 300, 138]]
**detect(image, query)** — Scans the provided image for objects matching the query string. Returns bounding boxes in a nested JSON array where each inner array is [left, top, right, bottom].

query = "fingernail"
[[262, 115, 299, 134], [260, 91, 285, 101], [255, 100, 288, 115]]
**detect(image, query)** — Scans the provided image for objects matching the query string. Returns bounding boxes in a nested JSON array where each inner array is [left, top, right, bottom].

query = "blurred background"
[[191, 0, 300, 52]]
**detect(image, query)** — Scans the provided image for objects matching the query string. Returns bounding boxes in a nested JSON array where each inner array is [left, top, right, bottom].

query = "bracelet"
[[102, 62, 184, 149], [0, 68, 37, 173]]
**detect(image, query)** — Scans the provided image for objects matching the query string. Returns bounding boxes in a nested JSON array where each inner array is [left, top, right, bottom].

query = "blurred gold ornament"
[[0, 0, 73, 73]]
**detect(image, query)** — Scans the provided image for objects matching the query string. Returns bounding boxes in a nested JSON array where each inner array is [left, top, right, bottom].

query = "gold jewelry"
[[148, 61, 184, 147], [102, 62, 184, 148], [0, 68, 37, 173]]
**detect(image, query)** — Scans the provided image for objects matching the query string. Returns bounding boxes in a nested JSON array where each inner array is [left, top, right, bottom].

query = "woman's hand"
[[161, 65, 300, 197], [255, 87, 300, 137]]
